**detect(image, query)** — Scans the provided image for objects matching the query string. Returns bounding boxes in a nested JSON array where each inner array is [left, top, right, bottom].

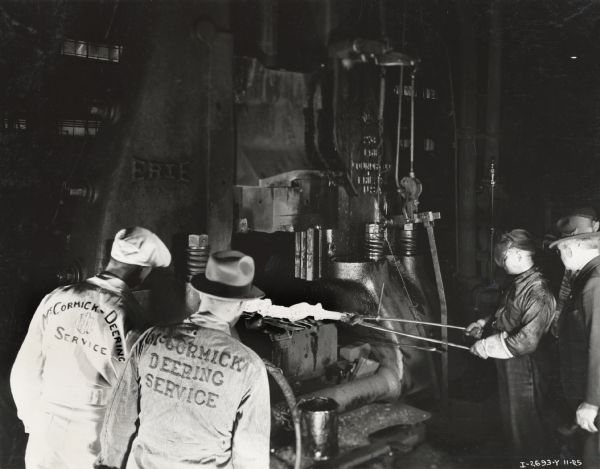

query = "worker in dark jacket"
[[551, 207, 599, 336], [466, 229, 556, 460], [552, 230, 600, 467]]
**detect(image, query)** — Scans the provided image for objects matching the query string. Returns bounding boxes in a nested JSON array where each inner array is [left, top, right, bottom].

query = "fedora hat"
[[556, 207, 598, 237], [549, 231, 600, 249], [190, 250, 264, 300]]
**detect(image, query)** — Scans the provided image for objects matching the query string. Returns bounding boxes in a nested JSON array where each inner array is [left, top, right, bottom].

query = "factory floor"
[[346, 348, 510, 469], [389, 350, 509, 469]]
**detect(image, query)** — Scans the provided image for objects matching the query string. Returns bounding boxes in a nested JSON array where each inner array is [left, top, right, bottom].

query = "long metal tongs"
[[362, 316, 466, 331], [357, 321, 470, 351]]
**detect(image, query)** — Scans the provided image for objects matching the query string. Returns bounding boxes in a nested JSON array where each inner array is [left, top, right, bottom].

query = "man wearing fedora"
[[465, 229, 556, 460], [552, 228, 600, 467], [551, 207, 599, 336], [11, 227, 171, 469], [96, 250, 270, 469]]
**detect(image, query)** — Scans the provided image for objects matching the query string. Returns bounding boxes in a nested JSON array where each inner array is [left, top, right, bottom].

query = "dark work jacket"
[[491, 266, 556, 357], [559, 255, 600, 406]]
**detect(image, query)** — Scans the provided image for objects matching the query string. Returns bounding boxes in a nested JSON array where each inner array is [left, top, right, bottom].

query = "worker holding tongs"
[[465, 229, 557, 463]]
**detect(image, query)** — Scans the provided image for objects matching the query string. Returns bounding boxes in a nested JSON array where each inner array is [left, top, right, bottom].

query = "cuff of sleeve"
[[585, 395, 600, 408], [483, 332, 514, 359]]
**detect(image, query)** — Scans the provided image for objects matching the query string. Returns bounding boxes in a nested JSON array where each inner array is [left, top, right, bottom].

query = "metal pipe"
[[264, 361, 302, 469], [300, 366, 400, 413], [357, 322, 469, 350], [489, 159, 496, 281], [409, 69, 416, 177], [376, 68, 386, 221], [363, 317, 466, 331], [394, 67, 404, 190]]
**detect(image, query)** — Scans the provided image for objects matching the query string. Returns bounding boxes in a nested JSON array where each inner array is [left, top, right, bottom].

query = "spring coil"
[[397, 228, 418, 256], [365, 223, 386, 261], [186, 234, 210, 281]]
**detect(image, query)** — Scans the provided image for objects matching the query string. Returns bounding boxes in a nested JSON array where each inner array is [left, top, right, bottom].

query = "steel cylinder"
[[186, 234, 210, 281], [397, 227, 418, 256], [364, 223, 385, 261]]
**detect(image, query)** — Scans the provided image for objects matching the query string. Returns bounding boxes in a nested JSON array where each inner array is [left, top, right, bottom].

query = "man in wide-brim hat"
[[551, 229, 600, 466], [551, 208, 600, 336], [97, 250, 271, 469]]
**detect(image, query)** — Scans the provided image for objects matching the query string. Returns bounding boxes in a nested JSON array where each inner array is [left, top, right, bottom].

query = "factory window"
[[62, 39, 122, 62], [424, 138, 435, 151], [423, 88, 437, 100], [58, 120, 102, 137], [3, 118, 27, 131]]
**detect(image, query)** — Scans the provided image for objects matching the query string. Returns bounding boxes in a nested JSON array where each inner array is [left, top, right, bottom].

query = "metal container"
[[299, 397, 339, 460]]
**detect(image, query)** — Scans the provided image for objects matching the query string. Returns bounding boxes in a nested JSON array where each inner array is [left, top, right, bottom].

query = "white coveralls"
[[11, 273, 145, 469], [96, 312, 271, 469]]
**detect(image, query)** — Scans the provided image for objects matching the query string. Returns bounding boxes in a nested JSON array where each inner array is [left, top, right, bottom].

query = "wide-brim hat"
[[556, 207, 598, 237], [190, 250, 264, 300], [549, 231, 600, 249]]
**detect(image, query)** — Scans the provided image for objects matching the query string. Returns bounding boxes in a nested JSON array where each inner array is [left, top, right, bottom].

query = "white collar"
[[185, 310, 231, 335], [86, 274, 129, 295]]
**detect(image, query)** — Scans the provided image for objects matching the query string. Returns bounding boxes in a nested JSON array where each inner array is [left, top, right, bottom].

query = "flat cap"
[[493, 229, 537, 265], [110, 227, 171, 268]]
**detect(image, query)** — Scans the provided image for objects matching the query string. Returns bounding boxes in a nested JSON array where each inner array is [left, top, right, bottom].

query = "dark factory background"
[[1, 1, 599, 468]]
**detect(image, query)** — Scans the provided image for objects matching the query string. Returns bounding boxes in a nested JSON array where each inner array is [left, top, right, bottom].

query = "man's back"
[[100, 319, 270, 469], [12, 274, 142, 426]]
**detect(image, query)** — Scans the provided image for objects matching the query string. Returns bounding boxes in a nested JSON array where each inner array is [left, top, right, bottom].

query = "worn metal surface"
[[300, 366, 400, 413], [235, 58, 312, 185], [270, 323, 337, 380], [271, 402, 431, 468], [235, 170, 337, 233], [328, 258, 438, 396], [63, 0, 234, 278]]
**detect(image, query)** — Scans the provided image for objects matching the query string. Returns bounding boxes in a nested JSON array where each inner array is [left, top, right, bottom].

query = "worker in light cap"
[[96, 250, 270, 469], [11, 226, 171, 469], [465, 229, 556, 461]]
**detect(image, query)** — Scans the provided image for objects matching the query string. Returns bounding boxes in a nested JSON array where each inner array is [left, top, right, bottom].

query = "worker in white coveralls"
[[95, 250, 270, 469], [11, 227, 171, 469]]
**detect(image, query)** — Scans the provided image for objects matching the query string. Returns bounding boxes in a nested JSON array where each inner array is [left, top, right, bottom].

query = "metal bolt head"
[[188, 234, 209, 248]]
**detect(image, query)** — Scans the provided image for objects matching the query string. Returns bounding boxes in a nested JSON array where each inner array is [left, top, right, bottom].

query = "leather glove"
[[470, 339, 488, 359], [470, 333, 513, 360], [576, 402, 599, 433], [465, 319, 487, 339]]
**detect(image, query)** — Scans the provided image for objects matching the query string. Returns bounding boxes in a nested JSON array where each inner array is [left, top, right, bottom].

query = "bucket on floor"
[[299, 397, 339, 460]]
